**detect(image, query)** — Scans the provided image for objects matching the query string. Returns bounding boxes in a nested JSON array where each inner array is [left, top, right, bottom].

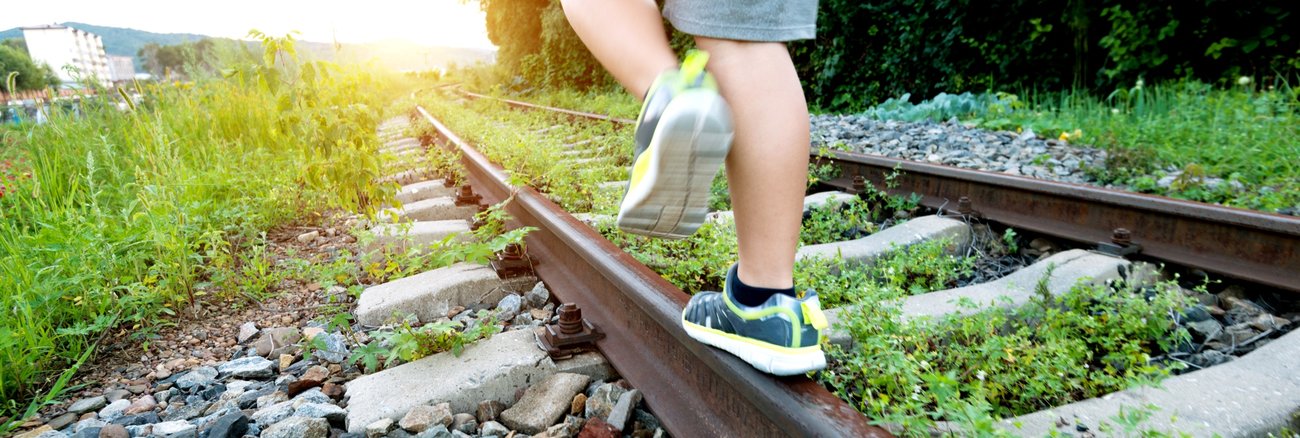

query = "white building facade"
[[107, 55, 135, 82], [21, 24, 112, 87]]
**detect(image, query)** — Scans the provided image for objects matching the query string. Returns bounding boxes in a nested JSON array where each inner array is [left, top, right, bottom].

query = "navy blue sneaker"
[[681, 265, 828, 375]]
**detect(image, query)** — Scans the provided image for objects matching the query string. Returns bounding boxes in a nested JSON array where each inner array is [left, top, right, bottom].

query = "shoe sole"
[[617, 90, 733, 239], [681, 319, 827, 376]]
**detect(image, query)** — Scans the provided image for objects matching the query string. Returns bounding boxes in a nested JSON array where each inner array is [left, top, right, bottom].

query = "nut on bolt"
[[1112, 228, 1132, 246], [538, 303, 604, 359], [454, 184, 483, 206]]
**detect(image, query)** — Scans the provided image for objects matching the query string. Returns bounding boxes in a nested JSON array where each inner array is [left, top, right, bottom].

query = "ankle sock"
[[729, 266, 796, 307]]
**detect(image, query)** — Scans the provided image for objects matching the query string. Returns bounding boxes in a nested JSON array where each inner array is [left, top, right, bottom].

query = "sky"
[[1, 0, 496, 50]]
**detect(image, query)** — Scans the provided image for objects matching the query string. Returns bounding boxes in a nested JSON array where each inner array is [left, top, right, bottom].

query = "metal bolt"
[[1112, 228, 1132, 246], [852, 175, 866, 193], [459, 185, 474, 197], [958, 196, 973, 215], [557, 303, 583, 335], [501, 243, 524, 260]]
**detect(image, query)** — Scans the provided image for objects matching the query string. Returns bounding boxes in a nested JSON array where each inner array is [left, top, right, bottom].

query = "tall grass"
[[0, 34, 404, 429], [1011, 81, 1300, 210]]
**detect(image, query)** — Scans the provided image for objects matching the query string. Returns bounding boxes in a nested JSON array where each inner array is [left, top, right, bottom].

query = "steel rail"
[[457, 90, 1299, 292], [416, 106, 891, 438], [819, 152, 1300, 292]]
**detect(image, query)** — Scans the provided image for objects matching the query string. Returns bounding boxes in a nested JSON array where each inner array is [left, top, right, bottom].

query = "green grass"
[[0, 34, 405, 431], [1009, 81, 1300, 211]]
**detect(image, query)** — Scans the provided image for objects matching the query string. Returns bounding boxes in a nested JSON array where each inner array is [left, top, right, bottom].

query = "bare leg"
[[562, 1, 808, 290], [560, 0, 678, 97], [694, 38, 808, 289]]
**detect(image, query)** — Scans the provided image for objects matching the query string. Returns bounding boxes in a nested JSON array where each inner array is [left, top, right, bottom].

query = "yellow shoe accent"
[[682, 320, 823, 355]]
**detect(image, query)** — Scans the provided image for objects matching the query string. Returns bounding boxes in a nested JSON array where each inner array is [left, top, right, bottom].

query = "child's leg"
[[560, 0, 678, 97], [693, 38, 807, 290]]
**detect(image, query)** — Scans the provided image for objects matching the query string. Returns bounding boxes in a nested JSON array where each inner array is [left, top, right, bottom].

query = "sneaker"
[[617, 50, 734, 239], [681, 265, 828, 375]]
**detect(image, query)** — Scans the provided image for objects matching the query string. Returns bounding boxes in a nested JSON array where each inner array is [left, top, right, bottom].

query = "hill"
[[0, 22, 205, 59], [0, 23, 494, 72]]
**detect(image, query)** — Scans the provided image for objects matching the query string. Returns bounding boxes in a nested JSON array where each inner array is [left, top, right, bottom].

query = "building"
[[21, 24, 112, 87], [107, 55, 136, 82]]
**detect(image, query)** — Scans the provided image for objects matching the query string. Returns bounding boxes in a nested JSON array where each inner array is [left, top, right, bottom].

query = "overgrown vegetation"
[[0, 32, 406, 431], [847, 81, 1300, 211], [421, 95, 630, 214], [816, 267, 1192, 435]]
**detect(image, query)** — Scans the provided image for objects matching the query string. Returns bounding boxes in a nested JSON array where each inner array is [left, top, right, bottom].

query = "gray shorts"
[[663, 0, 818, 42]]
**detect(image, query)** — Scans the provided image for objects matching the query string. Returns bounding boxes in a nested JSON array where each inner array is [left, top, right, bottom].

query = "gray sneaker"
[[617, 50, 733, 239], [681, 265, 828, 375]]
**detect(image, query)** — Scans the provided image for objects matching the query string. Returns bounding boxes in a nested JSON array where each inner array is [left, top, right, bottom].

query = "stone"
[[344, 329, 612, 434], [578, 417, 620, 438], [47, 412, 78, 430], [303, 327, 324, 340], [71, 427, 101, 438], [254, 327, 302, 358], [288, 366, 330, 396], [546, 416, 585, 438], [321, 382, 345, 400], [122, 395, 157, 415], [476, 400, 506, 424], [251, 400, 296, 427], [291, 389, 332, 409], [175, 367, 218, 390], [13, 426, 53, 438], [108, 412, 158, 427], [605, 389, 642, 431], [257, 391, 289, 408], [496, 294, 523, 320], [161, 400, 209, 418], [279, 353, 295, 371], [72, 418, 106, 433], [98, 424, 128, 438], [500, 373, 591, 434], [506, 311, 527, 326], [400, 403, 454, 433], [583, 383, 626, 421], [478, 420, 509, 437], [237, 321, 259, 344], [218, 356, 275, 379], [355, 263, 536, 326], [570, 393, 587, 416], [68, 396, 108, 415], [313, 333, 349, 363], [97, 399, 132, 422], [364, 418, 396, 438], [262, 416, 328, 438], [124, 425, 152, 437], [152, 420, 197, 438], [294, 403, 347, 424], [524, 282, 550, 309], [103, 389, 131, 403], [1188, 319, 1224, 341], [297, 231, 320, 243], [413, 425, 454, 438], [202, 412, 249, 438], [449, 413, 477, 434], [1249, 313, 1290, 331]]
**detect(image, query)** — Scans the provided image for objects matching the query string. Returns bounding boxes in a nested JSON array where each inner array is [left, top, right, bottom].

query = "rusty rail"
[[416, 106, 890, 437], [819, 152, 1300, 292], [457, 90, 1300, 292]]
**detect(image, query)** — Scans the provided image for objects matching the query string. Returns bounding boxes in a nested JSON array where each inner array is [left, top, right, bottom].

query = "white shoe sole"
[[617, 90, 733, 239], [682, 320, 827, 376]]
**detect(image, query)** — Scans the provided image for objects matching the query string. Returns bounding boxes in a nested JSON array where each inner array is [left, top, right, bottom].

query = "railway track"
[[412, 90, 1300, 436]]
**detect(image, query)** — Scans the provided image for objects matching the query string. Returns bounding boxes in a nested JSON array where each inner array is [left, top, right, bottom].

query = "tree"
[[0, 44, 59, 92]]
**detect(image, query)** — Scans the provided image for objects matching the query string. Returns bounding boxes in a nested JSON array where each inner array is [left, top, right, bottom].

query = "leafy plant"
[[351, 315, 503, 372]]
